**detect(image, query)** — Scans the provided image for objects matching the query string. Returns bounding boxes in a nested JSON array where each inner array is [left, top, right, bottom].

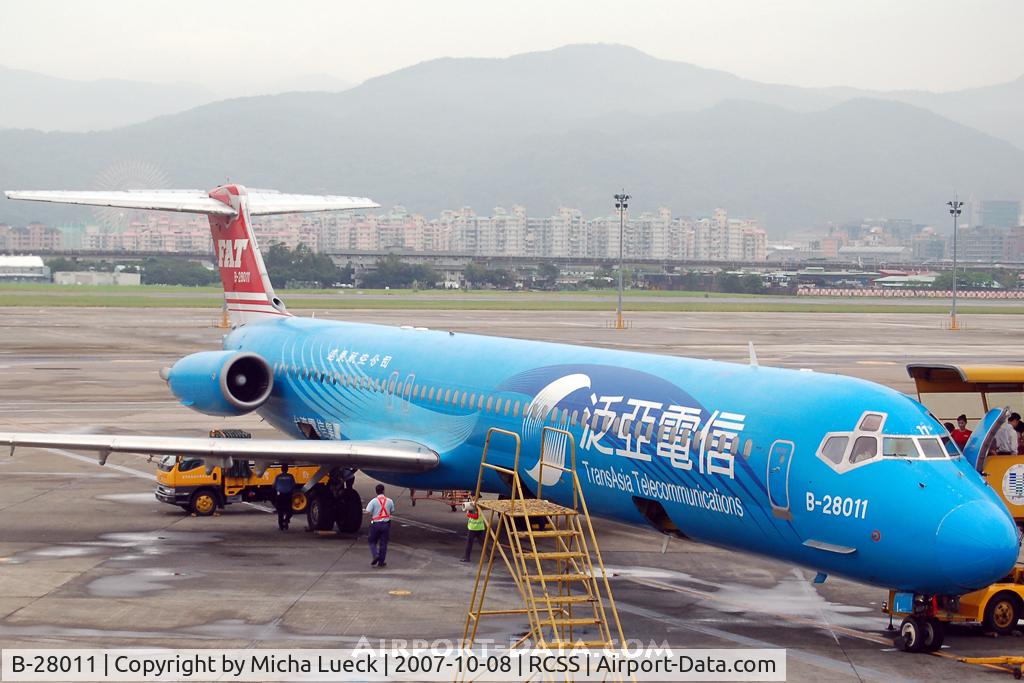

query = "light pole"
[[947, 195, 963, 331], [614, 191, 630, 330]]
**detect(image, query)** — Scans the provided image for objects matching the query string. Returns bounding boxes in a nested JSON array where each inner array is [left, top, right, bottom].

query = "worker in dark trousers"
[[461, 500, 486, 563], [364, 483, 394, 567], [274, 464, 296, 531]]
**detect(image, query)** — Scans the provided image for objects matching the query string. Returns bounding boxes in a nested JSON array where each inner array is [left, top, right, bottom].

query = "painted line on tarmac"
[[392, 516, 458, 535], [43, 448, 153, 480]]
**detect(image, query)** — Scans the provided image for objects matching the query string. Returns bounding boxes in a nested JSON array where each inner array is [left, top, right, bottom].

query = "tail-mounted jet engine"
[[163, 350, 273, 416]]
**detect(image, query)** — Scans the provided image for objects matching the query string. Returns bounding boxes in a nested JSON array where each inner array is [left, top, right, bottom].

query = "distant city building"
[[0, 254, 49, 281], [0, 223, 62, 251], [976, 200, 1021, 229], [54, 271, 141, 286]]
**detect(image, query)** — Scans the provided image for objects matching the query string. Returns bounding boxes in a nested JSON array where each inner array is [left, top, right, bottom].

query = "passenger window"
[[428, 387, 435, 401], [459, 392, 467, 408], [570, 410, 578, 425], [849, 436, 878, 464], [820, 436, 848, 464], [504, 400, 511, 416], [493, 398, 502, 413], [411, 385, 419, 399], [513, 401, 521, 417], [561, 408, 569, 424], [917, 437, 946, 458], [859, 414, 883, 431], [486, 396, 494, 412], [444, 389, 452, 404], [742, 438, 753, 458], [883, 437, 918, 458], [396, 381, 404, 395]]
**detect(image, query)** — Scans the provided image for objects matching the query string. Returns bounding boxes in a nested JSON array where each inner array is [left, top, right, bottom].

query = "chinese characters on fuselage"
[[582, 393, 744, 480]]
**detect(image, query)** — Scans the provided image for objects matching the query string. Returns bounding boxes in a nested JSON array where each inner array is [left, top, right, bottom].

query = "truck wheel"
[[291, 491, 308, 513], [899, 617, 925, 652], [189, 489, 218, 516], [306, 492, 334, 531], [984, 592, 1021, 635], [336, 488, 363, 534], [923, 618, 945, 651]]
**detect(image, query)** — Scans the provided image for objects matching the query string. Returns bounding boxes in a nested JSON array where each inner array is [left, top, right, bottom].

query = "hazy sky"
[[1, 0, 1021, 94]]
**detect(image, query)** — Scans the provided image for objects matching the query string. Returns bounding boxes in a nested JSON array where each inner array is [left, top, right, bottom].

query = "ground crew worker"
[[364, 484, 394, 567], [274, 464, 296, 531], [461, 500, 486, 563]]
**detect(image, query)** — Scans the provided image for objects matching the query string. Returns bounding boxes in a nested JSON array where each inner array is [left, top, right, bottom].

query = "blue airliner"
[[3, 185, 1020, 610]]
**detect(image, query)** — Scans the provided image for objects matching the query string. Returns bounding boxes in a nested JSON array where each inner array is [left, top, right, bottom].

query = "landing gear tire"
[[899, 617, 926, 653], [984, 593, 1021, 636], [306, 491, 334, 531], [923, 617, 945, 652], [189, 489, 218, 516], [335, 488, 363, 534]]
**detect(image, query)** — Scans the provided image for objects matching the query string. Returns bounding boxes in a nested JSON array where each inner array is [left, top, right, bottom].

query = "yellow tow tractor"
[[880, 365, 1024, 652], [154, 429, 327, 516]]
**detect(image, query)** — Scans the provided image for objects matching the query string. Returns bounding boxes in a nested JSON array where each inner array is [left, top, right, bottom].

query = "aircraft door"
[[766, 440, 795, 519], [963, 407, 1008, 472]]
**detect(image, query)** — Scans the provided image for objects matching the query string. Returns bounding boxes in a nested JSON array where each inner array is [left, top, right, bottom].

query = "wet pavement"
[[0, 306, 1022, 681]]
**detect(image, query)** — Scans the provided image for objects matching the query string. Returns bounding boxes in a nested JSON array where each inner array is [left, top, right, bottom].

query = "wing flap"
[[1, 433, 438, 472], [4, 190, 236, 215]]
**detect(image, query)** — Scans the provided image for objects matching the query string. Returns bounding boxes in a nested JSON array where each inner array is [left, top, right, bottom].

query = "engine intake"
[[166, 350, 273, 416]]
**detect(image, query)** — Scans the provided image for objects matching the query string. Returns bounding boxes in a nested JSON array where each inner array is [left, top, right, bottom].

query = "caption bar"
[[1, 648, 785, 681]]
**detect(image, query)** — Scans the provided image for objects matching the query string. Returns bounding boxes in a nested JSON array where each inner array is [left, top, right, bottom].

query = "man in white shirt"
[[364, 484, 395, 567], [994, 412, 1021, 455]]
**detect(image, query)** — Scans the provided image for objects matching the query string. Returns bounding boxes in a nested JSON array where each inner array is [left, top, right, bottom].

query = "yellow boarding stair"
[[462, 427, 626, 650]]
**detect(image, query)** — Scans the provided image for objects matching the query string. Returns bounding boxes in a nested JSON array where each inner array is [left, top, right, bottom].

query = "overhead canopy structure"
[[907, 363, 1024, 421]]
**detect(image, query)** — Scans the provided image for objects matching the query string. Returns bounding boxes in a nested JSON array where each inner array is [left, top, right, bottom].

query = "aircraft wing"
[[4, 189, 379, 216], [0, 433, 438, 472]]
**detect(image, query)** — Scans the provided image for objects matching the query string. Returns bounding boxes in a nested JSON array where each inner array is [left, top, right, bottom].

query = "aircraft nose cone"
[[936, 501, 1020, 592]]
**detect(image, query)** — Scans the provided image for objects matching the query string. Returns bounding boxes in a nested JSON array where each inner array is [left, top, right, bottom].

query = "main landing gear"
[[306, 468, 363, 534]]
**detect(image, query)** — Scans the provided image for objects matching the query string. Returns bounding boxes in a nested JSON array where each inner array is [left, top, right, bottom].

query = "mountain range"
[[1, 44, 1022, 232]]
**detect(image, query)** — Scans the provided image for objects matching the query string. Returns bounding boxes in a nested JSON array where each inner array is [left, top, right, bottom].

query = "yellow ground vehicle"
[[906, 364, 1024, 527], [884, 566, 1024, 651], [154, 429, 327, 516]]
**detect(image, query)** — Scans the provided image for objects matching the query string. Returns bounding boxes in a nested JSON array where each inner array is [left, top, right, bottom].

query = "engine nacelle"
[[166, 350, 274, 417]]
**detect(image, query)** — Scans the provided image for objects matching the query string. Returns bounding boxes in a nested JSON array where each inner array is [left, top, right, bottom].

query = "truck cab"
[[154, 429, 328, 515]]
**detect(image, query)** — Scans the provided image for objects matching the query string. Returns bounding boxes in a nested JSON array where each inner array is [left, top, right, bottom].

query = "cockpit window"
[[821, 436, 848, 464], [849, 436, 878, 463], [917, 437, 946, 459], [858, 413, 884, 432], [941, 435, 960, 457], [883, 437, 918, 458]]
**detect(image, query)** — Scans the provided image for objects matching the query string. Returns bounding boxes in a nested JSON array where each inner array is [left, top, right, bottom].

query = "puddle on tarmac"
[[6, 530, 222, 564], [87, 568, 196, 597], [8, 546, 104, 563], [606, 564, 876, 629], [96, 492, 157, 504]]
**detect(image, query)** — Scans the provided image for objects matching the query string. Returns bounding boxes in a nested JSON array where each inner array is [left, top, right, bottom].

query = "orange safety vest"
[[372, 495, 391, 522]]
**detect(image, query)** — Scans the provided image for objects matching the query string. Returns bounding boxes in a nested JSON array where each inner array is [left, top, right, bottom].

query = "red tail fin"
[[208, 185, 290, 325]]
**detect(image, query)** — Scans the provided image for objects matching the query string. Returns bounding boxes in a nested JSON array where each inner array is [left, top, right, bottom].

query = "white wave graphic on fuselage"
[[524, 373, 591, 486]]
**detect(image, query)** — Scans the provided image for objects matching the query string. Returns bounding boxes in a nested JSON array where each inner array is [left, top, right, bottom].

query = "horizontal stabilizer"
[[2, 432, 439, 472], [4, 189, 379, 216]]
